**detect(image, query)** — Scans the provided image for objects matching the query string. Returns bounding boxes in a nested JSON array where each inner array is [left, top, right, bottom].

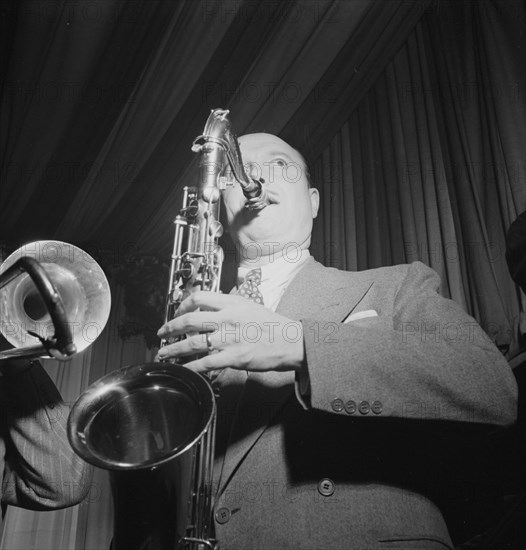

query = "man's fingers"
[[184, 349, 239, 374], [158, 311, 221, 338], [174, 291, 245, 317], [157, 333, 213, 359], [157, 335, 238, 374]]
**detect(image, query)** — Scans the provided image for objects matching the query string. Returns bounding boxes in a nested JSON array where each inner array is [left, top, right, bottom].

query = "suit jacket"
[[0, 362, 92, 530], [212, 259, 518, 550]]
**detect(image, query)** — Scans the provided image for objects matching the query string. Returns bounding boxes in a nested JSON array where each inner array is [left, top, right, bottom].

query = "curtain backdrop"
[[0, 0, 430, 253], [310, 0, 526, 355]]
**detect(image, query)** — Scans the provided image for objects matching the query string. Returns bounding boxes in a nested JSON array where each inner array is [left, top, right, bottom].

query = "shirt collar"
[[237, 250, 311, 286]]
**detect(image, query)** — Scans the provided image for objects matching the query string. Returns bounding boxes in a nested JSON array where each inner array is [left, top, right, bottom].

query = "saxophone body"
[[68, 109, 268, 550]]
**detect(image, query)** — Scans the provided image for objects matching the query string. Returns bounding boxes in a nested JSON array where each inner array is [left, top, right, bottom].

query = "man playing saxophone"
[[158, 131, 517, 550]]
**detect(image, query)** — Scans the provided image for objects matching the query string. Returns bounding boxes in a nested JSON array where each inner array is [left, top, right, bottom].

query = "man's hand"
[[157, 292, 305, 374]]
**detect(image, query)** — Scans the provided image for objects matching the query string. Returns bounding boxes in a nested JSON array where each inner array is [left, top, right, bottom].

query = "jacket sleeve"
[[0, 362, 92, 510], [299, 261, 518, 427]]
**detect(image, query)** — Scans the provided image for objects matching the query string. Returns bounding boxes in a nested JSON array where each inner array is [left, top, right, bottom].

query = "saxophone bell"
[[68, 362, 216, 550]]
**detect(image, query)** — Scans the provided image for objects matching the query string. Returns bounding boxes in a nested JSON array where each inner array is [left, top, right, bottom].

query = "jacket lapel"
[[276, 258, 374, 322], [216, 258, 374, 496]]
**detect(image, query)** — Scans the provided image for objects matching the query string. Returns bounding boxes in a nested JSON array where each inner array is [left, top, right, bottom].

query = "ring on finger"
[[205, 333, 214, 354]]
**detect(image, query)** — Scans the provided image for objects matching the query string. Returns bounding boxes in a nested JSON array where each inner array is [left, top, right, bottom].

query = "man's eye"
[[272, 158, 287, 167]]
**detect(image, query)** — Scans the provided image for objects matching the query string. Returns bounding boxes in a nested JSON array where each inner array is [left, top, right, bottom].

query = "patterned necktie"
[[236, 268, 264, 305]]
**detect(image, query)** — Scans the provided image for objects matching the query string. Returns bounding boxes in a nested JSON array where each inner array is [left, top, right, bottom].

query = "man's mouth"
[[242, 189, 279, 211]]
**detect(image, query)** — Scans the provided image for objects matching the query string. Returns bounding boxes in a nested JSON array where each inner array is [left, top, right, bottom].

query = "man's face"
[[222, 133, 319, 260]]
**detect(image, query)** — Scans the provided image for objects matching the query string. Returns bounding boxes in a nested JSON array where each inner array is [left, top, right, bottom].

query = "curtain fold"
[[0, 0, 175, 246], [310, 0, 525, 352], [1, 0, 429, 255], [53, 0, 247, 243]]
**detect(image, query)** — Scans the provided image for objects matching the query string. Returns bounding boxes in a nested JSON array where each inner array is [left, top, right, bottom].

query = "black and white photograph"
[[0, 1, 525, 549]]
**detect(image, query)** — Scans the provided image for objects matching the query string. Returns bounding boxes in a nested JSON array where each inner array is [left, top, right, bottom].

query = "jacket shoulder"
[[308, 258, 436, 288]]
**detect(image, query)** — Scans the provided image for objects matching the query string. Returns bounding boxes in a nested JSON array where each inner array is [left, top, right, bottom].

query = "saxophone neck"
[[192, 108, 270, 210]]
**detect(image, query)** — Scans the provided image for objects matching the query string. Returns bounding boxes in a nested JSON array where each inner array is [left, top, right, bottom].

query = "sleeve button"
[[358, 400, 370, 415], [344, 400, 356, 414], [318, 478, 335, 496], [331, 398, 344, 412], [214, 507, 231, 524], [372, 400, 383, 414]]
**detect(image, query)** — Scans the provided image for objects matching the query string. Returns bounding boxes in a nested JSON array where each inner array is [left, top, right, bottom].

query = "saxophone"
[[67, 109, 269, 550]]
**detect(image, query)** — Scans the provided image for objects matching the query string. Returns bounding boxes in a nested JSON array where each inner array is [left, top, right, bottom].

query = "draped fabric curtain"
[[310, 0, 526, 354], [0, 0, 430, 252], [0, 0, 177, 245]]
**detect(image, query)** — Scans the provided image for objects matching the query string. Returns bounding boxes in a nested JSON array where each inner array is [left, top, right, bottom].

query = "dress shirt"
[[236, 250, 311, 311]]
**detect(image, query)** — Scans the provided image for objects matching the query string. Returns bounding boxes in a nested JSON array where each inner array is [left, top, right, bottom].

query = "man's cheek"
[[222, 192, 238, 217]]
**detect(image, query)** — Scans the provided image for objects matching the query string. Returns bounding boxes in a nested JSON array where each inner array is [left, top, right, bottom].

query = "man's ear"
[[310, 188, 320, 218]]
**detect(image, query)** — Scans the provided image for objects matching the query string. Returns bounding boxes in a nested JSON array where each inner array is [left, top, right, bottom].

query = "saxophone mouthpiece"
[[243, 179, 270, 211]]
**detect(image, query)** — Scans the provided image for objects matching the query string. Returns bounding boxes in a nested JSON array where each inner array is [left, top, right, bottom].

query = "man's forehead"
[[238, 133, 300, 160]]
